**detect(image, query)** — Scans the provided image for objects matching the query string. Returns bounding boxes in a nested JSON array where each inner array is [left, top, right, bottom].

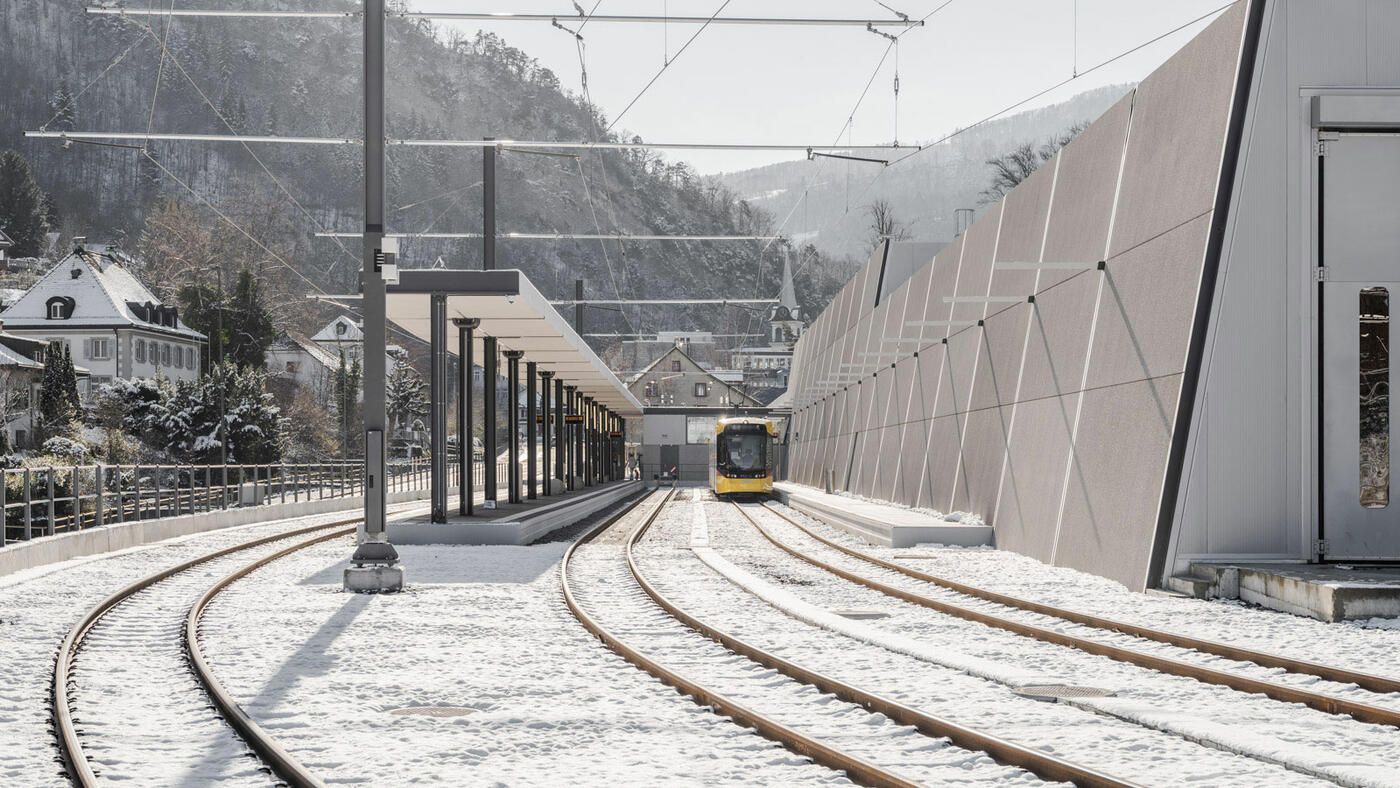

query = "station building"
[[785, 0, 1400, 592]]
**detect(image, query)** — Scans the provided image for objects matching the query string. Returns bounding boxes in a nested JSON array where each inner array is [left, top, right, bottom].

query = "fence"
[[0, 456, 547, 547]]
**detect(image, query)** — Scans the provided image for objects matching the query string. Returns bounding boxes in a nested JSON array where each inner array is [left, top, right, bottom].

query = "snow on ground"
[[769, 500, 1400, 677], [702, 501, 1400, 786], [0, 504, 419, 787], [198, 521, 843, 785], [638, 493, 1351, 786]]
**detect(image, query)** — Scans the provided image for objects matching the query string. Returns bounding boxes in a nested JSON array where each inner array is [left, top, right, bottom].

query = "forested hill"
[[1, 0, 850, 339], [717, 84, 1133, 261]]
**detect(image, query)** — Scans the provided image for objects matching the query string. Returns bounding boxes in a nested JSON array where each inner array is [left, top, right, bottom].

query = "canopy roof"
[[385, 269, 643, 417]]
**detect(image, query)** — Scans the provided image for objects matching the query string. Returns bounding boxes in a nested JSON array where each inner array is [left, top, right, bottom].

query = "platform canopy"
[[384, 269, 643, 417]]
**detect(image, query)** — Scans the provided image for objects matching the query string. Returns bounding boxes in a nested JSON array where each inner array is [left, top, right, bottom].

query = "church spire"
[[778, 249, 798, 315]]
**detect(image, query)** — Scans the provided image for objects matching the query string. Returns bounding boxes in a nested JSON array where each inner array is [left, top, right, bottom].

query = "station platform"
[[389, 480, 642, 546], [1170, 562, 1400, 622], [772, 482, 994, 549]]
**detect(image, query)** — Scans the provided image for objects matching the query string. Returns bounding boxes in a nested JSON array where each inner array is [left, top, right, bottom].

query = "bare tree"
[[980, 121, 1089, 204], [865, 199, 911, 254]]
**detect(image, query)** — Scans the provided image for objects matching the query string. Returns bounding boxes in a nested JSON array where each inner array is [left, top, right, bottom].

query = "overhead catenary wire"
[[604, 0, 733, 134]]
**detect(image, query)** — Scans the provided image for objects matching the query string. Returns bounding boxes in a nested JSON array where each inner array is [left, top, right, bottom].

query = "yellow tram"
[[710, 417, 777, 498]]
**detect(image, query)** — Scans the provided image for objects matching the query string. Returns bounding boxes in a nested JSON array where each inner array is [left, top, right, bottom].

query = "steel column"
[[454, 318, 477, 516], [539, 371, 553, 496], [429, 294, 448, 522], [526, 361, 537, 500], [483, 336, 498, 503], [348, 0, 397, 582], [555, 380, 567, 488], [583, 396, 594, 488], [564, 385, 576, 491], [504, 350, 522, 504]]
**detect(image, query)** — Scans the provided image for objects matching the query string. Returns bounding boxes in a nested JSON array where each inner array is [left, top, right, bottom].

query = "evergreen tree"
[[386, 356, 427, 431], [226, 269, 276, 369], [47, 80, 78, 132], [62, 344, 80, 413], [0, 151, 51, 257], [37, 345, 78, 442], [332, 351, 363, 457]]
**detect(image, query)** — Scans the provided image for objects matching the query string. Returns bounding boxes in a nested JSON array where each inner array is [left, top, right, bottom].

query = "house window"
[[47, 297, 74, 320], [671, 360, 682, 372], [644, 380, 658, 398], [173, 346, 184, 368], [89, 338, 111, 360], [694, 382, 708, 398], [135, 339, 146, 363], [91, 375, 112, 389], [185, 347, 195, 368], [161, 344, 171, 366], [286, 361, 302, 374]]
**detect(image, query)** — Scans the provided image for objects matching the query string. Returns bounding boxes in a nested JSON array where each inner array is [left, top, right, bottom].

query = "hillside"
[[716, 85, 1133, 261], [0, 0, 847, 344]]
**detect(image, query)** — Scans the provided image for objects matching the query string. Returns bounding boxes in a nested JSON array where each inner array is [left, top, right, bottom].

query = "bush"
[[41, 437, 89, 465]]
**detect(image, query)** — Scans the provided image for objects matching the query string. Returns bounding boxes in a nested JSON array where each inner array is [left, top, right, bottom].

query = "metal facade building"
[[786, 0, 1400, 591]]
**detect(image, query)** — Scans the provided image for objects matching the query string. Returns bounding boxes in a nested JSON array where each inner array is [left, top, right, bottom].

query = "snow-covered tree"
[[150, 362, 283, 464], [386, 356, 427, 431], [37, 344, 79, 443], [47, 79, 78, 132], [332, 351, 362, 457]]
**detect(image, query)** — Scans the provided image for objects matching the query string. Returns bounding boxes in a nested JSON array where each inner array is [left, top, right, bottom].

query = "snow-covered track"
[[52, 517, 357, 788], [742, 502, 1400, 729], [563, 488, 1133, 788]]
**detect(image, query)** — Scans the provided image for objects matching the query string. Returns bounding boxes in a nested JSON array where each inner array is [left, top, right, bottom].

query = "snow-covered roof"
[[1, 245, 206, 340], [272, 330, 340, 369], [311, 315, 363, 342], [0, 229, 13, 249], [0, 341, 41, 370]]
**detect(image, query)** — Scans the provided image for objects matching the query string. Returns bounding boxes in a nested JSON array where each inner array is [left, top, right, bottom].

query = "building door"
[[660, 445, 680, 479], [1321, 133, 1400, 560]]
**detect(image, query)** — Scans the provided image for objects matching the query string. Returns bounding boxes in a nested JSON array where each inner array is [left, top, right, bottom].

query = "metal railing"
[[0, 455, 589, 546], [0, 458, 449, 547]]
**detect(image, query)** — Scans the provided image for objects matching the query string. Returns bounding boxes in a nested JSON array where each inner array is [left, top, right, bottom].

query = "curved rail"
[[52, 516, 360, 786], [185, 526, 357, 788], [740, 502, 1400, 729], [564, 488, 1135, 787]]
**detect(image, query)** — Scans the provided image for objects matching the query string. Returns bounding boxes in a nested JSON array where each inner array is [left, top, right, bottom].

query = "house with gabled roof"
[[0, 243, 206, 394], [628, 343, 761, 409], [267, 330, 340, 403]]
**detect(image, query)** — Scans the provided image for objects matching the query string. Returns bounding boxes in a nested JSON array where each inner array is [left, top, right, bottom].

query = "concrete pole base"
[[344, 564, 405, 593]]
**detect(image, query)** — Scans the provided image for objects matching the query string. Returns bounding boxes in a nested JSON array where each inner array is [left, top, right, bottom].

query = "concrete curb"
[[0, 488, 431, 579]]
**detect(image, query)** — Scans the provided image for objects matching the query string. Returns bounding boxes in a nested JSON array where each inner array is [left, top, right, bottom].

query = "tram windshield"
[[717, 426, 768, 474]]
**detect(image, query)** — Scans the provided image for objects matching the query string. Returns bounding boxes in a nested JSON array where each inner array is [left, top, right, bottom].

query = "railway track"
[[735, 502, 1400, 730], [51, 514, 377, 787], [563, 487, 1133, 787]]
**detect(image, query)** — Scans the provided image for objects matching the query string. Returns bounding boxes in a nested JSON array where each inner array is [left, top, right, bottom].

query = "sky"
[[417, 0, 1237, 174]]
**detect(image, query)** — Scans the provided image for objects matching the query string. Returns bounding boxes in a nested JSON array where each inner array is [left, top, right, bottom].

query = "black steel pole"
[[504, 350, 522, 504], [483, 137, 496, 271], [429, 294, 448, 523], [564, 385, 575, 491], [526, 361, 537, 500], [483, 336, 497, 503], [574, 279, 584, 334], [583, 396, 594, 488], [539, 371, 553, 496], [454, 318, 477, 516], [555, 379, 566, 488]]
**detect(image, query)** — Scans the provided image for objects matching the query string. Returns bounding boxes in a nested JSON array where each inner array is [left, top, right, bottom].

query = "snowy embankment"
[[0, 505, 421, 788]]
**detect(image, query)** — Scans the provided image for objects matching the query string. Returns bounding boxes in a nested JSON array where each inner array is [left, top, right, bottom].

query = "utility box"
[[239, 482, 267, 507]]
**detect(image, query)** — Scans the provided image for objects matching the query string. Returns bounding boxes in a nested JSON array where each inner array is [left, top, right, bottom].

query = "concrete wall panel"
[[950, 207, 1001, 325], [970, 304, 1031, 413], [952, 405, 1012, 517], [1041, 92, 1135, 276], [1056, 375, 1183, 589], [1109, 3, 1245, 257], [992, 395, 1076, 562], [1016, 273, 1099, 403], [993, 162, 1057, 298], [937, 329, 981, 418], [925, 415, 962, 512], [1086, 212, 1213, 390], [898, 416, 933, 508]]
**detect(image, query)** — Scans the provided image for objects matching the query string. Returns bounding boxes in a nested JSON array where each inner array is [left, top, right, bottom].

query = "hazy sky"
[[418, 0, 1235, 174]]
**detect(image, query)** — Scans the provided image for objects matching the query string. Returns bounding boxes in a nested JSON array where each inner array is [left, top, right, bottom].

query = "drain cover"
[[1013, 685, 1115, 702], [390, 706, 477, 718], [831, 608, 890, 620]]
